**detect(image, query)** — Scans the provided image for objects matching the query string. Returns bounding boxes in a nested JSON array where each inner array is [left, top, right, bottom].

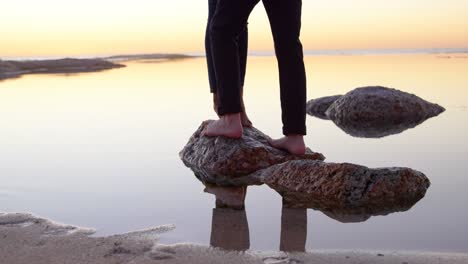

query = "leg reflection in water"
[[204, 185, 307, 252], [205, 185, 250, 251], [210, 208, 250, 251], [280, 201, 307, 252]]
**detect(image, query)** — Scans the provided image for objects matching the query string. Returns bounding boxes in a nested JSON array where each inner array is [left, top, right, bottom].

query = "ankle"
[[221, 113, 242, 123], [286, 134, 304, 139]]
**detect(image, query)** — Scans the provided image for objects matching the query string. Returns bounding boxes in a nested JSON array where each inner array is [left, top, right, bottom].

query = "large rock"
[[181, 125, 430, 222], [250, 160, 430, 219], [306, 95, 341, 120], [179, 123, 325, 186], [306, 86, 445, 138]]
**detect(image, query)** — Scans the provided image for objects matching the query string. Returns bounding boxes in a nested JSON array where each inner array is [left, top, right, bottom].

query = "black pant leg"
[[205, 0, 218, 93], [209, 0, 259, 115], [238, 26, 249, 89], [262, 0, 307, 135], [206, 0, 249, 94]]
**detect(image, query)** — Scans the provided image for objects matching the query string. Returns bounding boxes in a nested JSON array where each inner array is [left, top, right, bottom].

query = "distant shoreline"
[[104, 53, 196, 62], [0, 53, 196, 81], [1, 49, 467, 81], [187, 47, 468, 57], [3, 48, 468, 61]]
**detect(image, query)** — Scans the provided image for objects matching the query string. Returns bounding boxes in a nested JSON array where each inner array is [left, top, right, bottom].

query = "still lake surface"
[[1, 54, 467, 252]]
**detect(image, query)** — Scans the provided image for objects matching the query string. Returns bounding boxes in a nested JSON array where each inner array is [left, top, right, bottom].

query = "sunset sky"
[[1, 0, 467, 57]]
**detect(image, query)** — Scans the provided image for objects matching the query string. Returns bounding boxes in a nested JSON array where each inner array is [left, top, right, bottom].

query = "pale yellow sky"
[[1, 0, 467, 57]]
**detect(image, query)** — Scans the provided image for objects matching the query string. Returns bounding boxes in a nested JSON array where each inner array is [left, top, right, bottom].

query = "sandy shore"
[[1, 212, 467, 264]]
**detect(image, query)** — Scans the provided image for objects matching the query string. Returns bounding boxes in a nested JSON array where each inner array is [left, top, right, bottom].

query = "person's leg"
[[262, 0, 307, 154], [206, 0, 252, 127], [203, 0, 259, 138], [238, 25, 253, 127], [206, 0, 223, 116], [238, 26, 248, 91], [210, 0, 258, 116], [205, 0, 218, 94]]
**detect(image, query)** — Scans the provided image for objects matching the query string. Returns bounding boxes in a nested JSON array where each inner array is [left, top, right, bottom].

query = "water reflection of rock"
[[199, 169, 427, 252], [306, 86, 445, 138]]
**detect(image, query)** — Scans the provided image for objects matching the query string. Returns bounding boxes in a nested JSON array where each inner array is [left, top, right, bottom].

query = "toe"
[[202, 119, 214, 126], [267, 138, 279, 147], [201, 121, 212, 136]]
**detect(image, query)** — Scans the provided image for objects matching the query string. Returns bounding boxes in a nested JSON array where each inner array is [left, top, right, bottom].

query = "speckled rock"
[[324, 86, 445, 137], [182, 123, 430, 220], [250, 160, 430, 215], [179, 123, 325, 186], [306, 95, 342, 120], [306, 86, 445, 138]]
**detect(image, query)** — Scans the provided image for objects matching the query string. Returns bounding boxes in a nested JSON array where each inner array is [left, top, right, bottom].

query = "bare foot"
[[202, 113, 243, 139], [268, 135, 306, 155], [213, 93, 253, 127]]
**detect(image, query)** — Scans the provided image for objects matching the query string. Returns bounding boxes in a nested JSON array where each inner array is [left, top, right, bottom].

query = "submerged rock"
[[179, 123, 325, 186], [306, 86, 445, 138], [306, 95, 342, 120], [250, 160, 430, 220]]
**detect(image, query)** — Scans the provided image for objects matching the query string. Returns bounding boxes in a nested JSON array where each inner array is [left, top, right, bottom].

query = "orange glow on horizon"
[[0, 0, 467, 57]]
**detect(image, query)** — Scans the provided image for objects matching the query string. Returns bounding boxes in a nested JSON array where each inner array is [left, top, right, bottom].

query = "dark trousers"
[[205, 0, 248, 93], [208, 0, 307, 135]]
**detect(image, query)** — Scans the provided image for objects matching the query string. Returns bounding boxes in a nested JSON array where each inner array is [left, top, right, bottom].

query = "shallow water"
[[0, 54, 467, 252]]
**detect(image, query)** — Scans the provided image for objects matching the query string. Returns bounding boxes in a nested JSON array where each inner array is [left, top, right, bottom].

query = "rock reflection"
[[197, 172, 428, 253]]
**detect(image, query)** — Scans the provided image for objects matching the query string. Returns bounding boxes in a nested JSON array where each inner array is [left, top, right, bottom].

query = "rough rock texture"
[[0, 58, 125, 80], [179, 123, 325, 186], [181, 124, 430, 221], [306, 86, 445, 138], [306, 95, 342, 120], [250, 160, 430, 218]]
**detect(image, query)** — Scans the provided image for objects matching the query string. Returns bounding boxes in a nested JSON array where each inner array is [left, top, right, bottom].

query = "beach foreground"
[[1, 213, 467, 264]]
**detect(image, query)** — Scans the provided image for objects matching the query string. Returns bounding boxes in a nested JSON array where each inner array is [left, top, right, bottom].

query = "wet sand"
[[1, 213, 467, 264]]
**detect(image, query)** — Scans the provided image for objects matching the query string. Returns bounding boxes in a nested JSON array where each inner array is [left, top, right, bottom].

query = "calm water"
[[1, 54, 467, 252]]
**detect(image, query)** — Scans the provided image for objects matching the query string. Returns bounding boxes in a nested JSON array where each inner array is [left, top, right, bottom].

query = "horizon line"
[[2, 47, 468, 61]]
